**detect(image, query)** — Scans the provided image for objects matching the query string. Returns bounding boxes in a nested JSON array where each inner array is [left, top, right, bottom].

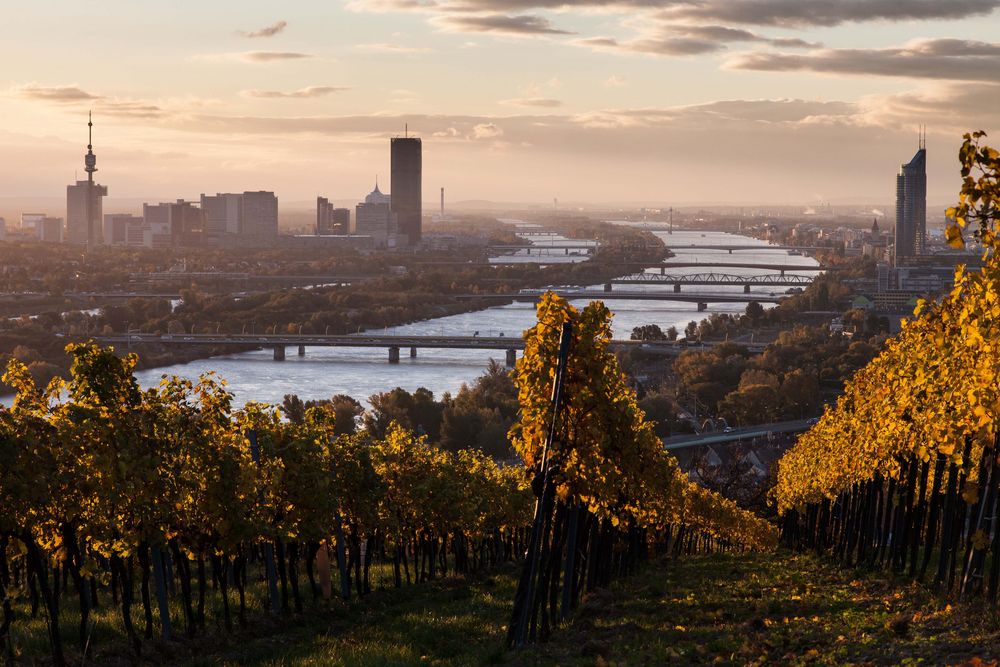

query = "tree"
[[630, 324, 666, 341], [718, 383, 780, 426], [744, 300, 765, 322], [685, 320, 698, 339], [666, 325, 679, 341], [328, 395, 364, 436], [778, 368, 819, 419], [282, 394, 306, 424]]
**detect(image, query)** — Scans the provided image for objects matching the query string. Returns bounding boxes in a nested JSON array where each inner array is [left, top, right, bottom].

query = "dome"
[[365, 182, 391, 205]]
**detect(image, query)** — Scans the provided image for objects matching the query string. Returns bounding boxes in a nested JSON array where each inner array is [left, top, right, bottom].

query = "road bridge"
[[664, 245, 825, 254], [652, 261, 832, 274], [93, 333, 766, 364], [132, 273, 377, 284], [465, 290, 784, 309], [487, 243, 599, 255], [663, 419, 814, 450], [608, 272, 814, 293]]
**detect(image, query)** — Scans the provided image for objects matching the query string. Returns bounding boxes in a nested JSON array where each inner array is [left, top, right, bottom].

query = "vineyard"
[[0, 292, 773, 664], [776, 133, 1000, 603]]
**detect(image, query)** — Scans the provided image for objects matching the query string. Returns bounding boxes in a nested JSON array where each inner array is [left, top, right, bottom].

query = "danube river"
[[131, 229, 819, 406]]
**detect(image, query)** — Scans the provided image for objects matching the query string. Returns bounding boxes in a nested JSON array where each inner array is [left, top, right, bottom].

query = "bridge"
[[93, 333, 767, 364], [608, 272, 814, 293], [652, 261, 832, 274], [665, 245, 826, 254], [467, 290, 784, 310], [663, 418, 814, 450], [132, 273, 378, 284], [487, 243, 599, 256]]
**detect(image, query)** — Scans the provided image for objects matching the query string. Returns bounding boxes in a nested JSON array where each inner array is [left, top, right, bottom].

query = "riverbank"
[[0, 221, 668, 393]]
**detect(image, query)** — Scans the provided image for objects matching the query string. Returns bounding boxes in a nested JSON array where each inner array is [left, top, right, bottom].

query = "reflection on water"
[[131, 229, 819, 406]]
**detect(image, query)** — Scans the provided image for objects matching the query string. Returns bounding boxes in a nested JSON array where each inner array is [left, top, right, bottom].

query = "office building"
[[201, 193, 243, 235], [141, 203, 173, 248], [20, 214, 45, 232], [331, 208, 350, 234], [67, 181, 108, 245], [66, 114, 107, 247], [894, 136, 927, 264], [318, 197, 350, 234], [355, 183, 395, 245], [38, 217, 64, 243], [103, 213, 143, 245], [390, 136, 421, 245], [241, 191, 278, 241], [140, 200, 199, 247]]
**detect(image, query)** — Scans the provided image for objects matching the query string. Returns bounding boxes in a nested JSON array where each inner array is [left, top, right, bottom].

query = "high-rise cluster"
[[320, 131, 424, 249]]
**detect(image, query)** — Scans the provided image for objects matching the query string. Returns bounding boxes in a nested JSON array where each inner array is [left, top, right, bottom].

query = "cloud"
[[728, 39, 1000, 82], [501, 97, 563, 107], [14, 84, 101, 102], [242, 86, 348, 98], [99, 100, 167, 119], [12, 84, 168, 118], [194, 51, 314, 63], [434, 14, 573, 35], [656, 0, 1000, 27], [576, 23, 819, 56], [239, 20, 288, 38], [604, 75, 627, 87], [350, 0, 999, 27], [355, 42, 433, 53], [859, 83, 1000, 133], [472, 122, 504, 138]]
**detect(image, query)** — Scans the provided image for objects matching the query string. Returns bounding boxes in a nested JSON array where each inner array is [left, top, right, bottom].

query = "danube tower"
[[66, 112, 108, 247]]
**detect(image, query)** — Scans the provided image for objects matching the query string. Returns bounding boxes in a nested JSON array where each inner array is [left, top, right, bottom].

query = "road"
[[663, 418, 815, 450]]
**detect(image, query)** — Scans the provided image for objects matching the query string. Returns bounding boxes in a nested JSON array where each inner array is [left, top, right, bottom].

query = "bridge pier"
[[744, 284, 751, 293], [273, 346, 285, 361], [673, 283, 681, 292], [298, 345, 305, 356], [410, 346, 417, 358], [660, 266, 665, 275], [506, 349, 517, 368], [604, 282, 612, 293], [388, 346, 400, 363], [697, 302, 708, 312]]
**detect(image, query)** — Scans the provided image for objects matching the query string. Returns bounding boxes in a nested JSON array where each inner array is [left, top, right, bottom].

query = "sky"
[[2, 0, 999, 211]]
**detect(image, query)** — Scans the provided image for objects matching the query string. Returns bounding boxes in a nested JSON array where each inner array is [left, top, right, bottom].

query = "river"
[[129, 228, 819, 406]]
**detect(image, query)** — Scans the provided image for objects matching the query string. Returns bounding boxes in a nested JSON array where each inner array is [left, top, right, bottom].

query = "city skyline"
[[2, 1, 999, 208]]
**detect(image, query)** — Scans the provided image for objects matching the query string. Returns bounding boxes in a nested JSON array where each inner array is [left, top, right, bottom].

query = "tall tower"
[[894, 130, 927, 264], [67, 112, 107, 246], [85, 112, 98, 249], [391, 135, 422, 245]]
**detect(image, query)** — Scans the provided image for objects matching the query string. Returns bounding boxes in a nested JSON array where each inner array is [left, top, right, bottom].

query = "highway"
[[663, 418, 815, 450]]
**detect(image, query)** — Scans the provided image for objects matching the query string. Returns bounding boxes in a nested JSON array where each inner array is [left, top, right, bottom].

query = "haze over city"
[[4, 0, 1000, 214]]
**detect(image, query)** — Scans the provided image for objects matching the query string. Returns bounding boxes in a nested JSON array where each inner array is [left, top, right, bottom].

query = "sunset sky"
[[3, 0, 999, 209]]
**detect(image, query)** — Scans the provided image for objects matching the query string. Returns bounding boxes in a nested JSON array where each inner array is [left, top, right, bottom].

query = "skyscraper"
[[318, 197, 350, 234], [355, 183, 395, 246], [201, 193, 243, 235], [66, 113, 107, 247], [390, 135, 421, 245], [894, 135, 927, 264], [241, 191, 278, 241]]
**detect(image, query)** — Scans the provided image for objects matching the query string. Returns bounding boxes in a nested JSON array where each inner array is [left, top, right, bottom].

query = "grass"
[[9, 552, 1000, 665]]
